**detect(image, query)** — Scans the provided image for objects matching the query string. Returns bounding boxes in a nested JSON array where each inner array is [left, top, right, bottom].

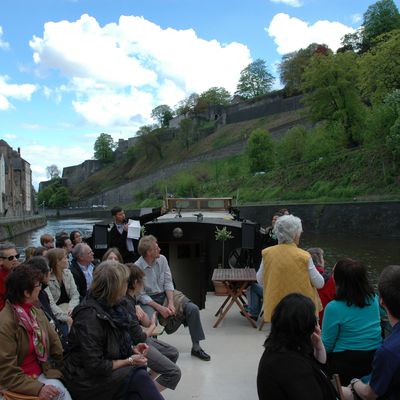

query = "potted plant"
[[213, 226, 234, 295]]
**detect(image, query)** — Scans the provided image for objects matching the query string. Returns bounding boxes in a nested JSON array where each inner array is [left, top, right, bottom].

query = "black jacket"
[[63, 297, 132, 400], [108, 207, 162, 263], [70, 259, 89, 300], [257, 349, 338, 400]]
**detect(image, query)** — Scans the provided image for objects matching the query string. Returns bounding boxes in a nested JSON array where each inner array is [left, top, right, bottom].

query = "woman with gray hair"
[[63, 260, 164, 400], [257, 214, 325, 323]]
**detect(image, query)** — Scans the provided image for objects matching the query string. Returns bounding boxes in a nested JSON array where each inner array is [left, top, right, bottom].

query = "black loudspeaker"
[[92, 224, 109, 250], [242, 221, 256, 249]]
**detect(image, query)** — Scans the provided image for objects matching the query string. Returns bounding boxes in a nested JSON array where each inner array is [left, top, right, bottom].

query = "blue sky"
[[0, 0, 396, 189]]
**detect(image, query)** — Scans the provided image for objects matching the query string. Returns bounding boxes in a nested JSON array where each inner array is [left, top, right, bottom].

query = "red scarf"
[[12, 303, 48, 362]]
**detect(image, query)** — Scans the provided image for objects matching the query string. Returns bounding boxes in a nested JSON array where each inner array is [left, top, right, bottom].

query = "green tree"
[[48, 186, 70, 208], [235, 59, 274, 100], [94, 133, 115, 162], [302, 51, 365, 148], [279, 44, 331, 95], [338, 30, 364, 53], [151, 104, 173, 128], [358, 29, 400, 104], [136, 125, 163, 160], [195, 87, 231, 112], [246, 128, 274, 173], [362, 0, 400, 50], [174, 93, 199, 116], [275, 125, 307, 167]]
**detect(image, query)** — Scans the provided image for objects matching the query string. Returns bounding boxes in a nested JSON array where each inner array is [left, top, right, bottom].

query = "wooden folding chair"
[[1, 391, 40, 400], [330, 373, 345, 400]]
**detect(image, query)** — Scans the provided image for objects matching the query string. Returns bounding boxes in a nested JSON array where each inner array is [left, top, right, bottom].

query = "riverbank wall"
[[0, 216, 47, 241], [43, 201, 400, 238], [238, 201, 400, 238]]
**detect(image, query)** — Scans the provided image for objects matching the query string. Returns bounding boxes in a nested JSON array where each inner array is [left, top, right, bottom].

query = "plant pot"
[[213, 280, 229, 296]]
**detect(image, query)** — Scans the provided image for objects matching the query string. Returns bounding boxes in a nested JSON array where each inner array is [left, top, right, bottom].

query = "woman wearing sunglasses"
[[0, 241, 20, 312]]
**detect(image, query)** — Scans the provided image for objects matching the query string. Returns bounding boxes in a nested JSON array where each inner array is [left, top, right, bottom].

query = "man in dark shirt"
[[108, 205, 164, 263]]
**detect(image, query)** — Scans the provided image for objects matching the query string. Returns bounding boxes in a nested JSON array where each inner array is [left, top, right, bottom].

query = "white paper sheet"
[[127, 219, 141, 239]]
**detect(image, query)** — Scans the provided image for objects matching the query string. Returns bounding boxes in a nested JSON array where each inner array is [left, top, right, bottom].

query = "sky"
[[0, 0, 397, 189]]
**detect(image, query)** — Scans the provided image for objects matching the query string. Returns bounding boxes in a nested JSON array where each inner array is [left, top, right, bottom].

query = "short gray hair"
[[72, 243, 90, 259], [0, 242, 16, 257], [274, 215, 303, 244]]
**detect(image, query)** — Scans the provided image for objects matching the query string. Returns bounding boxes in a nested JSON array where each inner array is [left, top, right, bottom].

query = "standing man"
[[70, 243, 95, 300], [136, 235, 211, 361], [109, 206, 164, 263], [0, 242, 20, 311]]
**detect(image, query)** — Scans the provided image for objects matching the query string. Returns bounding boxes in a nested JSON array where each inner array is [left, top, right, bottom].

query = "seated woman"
[[322, 258, 382, 385], [63, 260, 164, 400], [122, 263, 181, 392], [257, 293, 338, 400], [102, 247, 124, 263], [307, 247, 336, 324], [0, 265, 71, 399], [46, 248, 80, 317]]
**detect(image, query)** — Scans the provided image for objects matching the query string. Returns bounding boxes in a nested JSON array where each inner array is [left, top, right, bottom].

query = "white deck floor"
[[158, 292, 270, 400]]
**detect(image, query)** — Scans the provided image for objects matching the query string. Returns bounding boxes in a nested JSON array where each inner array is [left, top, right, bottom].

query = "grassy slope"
[[71, 109, 400, 207]]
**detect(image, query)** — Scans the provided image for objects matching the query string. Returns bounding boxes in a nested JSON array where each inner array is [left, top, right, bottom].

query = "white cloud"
[[21, 144, 93, 189], [270, 0, 303, 7], [267, 13, 354, 54], [3, 133, 17, 140], [0, 75, 37, 110], [351, 14, 362, 24], [29, 14, 251, 128], [0, 26, 9, 50]]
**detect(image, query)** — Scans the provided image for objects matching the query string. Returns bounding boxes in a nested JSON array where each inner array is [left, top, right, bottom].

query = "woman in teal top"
[[321, 258, 382, 385]]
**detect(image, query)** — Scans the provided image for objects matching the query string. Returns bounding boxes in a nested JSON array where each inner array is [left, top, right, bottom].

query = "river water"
[[11, 218, 400, 285]]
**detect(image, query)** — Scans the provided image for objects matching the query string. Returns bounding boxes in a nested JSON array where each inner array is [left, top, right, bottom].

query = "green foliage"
[[279, 43, 331, 95], [94, 133, 115, 162], [125, 145, 137, 163], [302, 124, 338, 162], [136, 125, 163, 160], [151, 105, 173, 128], [38, 177, 70, 208], [235, 59, 274, 99], [362, 0, 400, 50], [276, 125, 307, 166], [246, 128, 274, 173], [195, 87, 231, 112], [358, 29, 400, 104], [302, 51, 365, 147], [174, 93, 199, 116]]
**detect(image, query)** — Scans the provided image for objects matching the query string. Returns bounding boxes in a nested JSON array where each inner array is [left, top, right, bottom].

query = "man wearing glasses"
[[0, 241, 20, 311]]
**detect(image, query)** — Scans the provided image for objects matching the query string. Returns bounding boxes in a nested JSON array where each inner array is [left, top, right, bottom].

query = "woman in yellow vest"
[[257, 214, 324, 323]]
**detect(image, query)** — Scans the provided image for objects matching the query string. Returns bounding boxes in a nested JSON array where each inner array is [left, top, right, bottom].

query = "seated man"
[[0, 241, 20, 311], [70, 243, 95, 300], [343, 264, 400, 400], [136, 235, 210, 361]]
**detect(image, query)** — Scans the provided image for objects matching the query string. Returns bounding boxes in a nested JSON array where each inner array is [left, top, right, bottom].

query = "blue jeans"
[[246, 283, 263, 317]]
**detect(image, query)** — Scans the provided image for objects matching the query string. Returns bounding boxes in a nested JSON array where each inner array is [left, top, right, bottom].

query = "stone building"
[[0, 140, 33, 217]]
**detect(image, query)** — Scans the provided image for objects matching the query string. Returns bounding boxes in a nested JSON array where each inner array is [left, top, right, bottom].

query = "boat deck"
[[158, 292, 269, 400]]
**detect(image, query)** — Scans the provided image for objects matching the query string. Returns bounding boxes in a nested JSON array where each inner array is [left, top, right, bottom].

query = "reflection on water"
[[301, 232, 400, 285], [10, 219, 400, 285], [12, 218, 106, 249]]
